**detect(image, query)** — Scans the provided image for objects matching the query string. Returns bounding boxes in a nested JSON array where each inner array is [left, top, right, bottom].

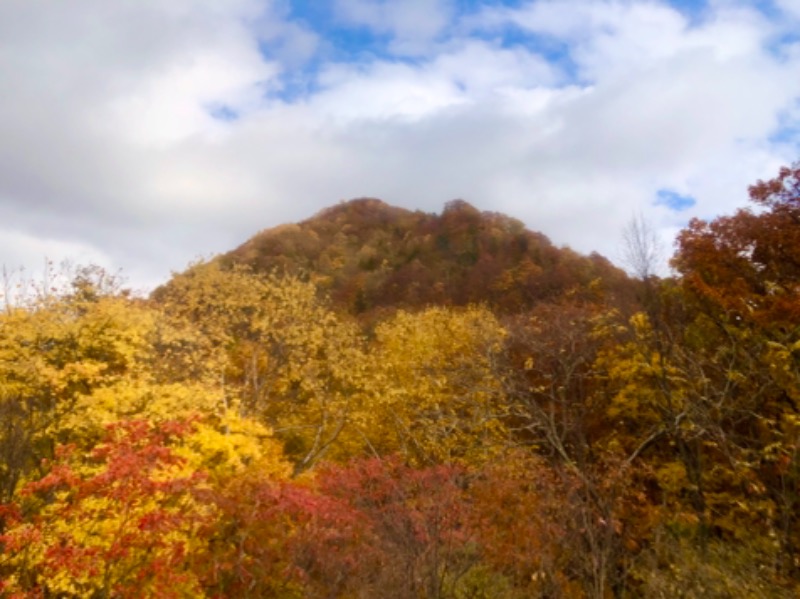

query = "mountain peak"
[[206, 198, 631, 316]]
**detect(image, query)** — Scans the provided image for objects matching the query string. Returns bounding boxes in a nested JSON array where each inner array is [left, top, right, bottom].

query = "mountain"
[[186, 198, 632, 315]]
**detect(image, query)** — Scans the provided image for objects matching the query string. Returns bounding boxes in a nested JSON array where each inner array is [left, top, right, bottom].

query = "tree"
[[621, 213, 663, 281], [315, 457, 481, 599], [671, 163, 800, 575], [503, 300, 654, 596], [360, 306, 509, 465], [0, 264, 235, 502], [674, 162, 800, 330], [0, 419, 214, 598], [152, 261, 369, 472]]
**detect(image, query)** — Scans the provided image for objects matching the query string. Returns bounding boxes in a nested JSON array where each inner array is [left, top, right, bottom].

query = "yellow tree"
[[152, 261, 369, 472], [0, 264, 247, 502], [0, 415, 290, 598], [357, 305, 509, 465], [0, 268, 157, 499], [0, 419, 213, 598]]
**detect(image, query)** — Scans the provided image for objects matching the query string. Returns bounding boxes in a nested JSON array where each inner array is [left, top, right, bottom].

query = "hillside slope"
[[209, 198, 631, 315]]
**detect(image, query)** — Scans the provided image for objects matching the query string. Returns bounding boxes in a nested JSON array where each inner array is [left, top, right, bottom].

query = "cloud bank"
[[1, 0, 798, 291]]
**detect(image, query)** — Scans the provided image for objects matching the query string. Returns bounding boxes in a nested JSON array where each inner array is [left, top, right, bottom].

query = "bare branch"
[[621, 213, 663, 280]]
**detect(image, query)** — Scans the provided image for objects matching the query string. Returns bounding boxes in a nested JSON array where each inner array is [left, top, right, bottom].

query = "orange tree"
[[671, 163, 800, 576]]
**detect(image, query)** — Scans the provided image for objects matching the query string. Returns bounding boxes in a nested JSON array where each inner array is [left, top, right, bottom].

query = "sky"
[[1, 0, 799, 293]]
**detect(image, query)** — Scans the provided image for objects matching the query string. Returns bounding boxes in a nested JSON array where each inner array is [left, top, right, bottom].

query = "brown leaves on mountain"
[[213, 198, 631, 316]]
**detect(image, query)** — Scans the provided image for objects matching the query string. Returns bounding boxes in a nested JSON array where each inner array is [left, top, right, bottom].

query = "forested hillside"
[[1, 165, 798, 598], [213, 198, 634, 317]]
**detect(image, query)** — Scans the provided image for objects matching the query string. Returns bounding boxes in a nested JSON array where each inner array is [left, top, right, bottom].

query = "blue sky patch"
[[769, 124, 800, 145], [466, 17, 582, 84], [767, 31, 800, 61], [280, 0, 739, 70], [767, 100, 800, 144], [655, 189, 697, 211], [287, 2, 412, 62], [207, 104, 239, 122], [257, 0, 793, 115], [273, 0, 718, 92]]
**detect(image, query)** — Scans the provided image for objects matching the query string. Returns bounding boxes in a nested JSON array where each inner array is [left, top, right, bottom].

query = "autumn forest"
[[1, 164, 799, 597]]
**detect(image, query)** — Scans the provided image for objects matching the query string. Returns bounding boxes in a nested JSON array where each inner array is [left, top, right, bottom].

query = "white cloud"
[[474, 0, 774, 79], [776, 0, 800, 18], [0, 0, 798, 290], [102, 50, 277, 146], [0, 228, 114, 293], [305, 39, 558, 122], [463, 1, 799, 218], [333, 0, 454, 55]]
